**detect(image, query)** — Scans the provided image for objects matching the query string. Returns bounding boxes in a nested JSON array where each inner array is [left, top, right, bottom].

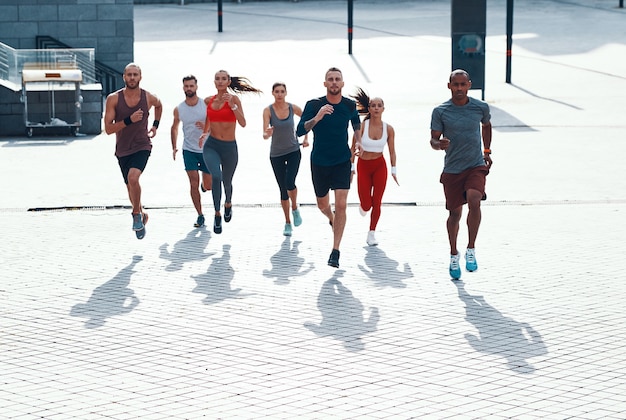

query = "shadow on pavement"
[[454, 280, 548, 374], [70, 255, 142, 329], [192, 244, 252, 304], [263, 237, 314, 285], [358, 245, 412, 288], [159, 227, 215, 271], [304, 272, 380, 352]]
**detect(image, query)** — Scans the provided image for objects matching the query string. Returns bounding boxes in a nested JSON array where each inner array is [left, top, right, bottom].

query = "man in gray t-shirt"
[[430, 69, 493, 281]]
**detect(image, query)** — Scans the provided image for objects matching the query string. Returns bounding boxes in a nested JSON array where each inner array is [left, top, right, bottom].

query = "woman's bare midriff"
[[209, 121, 237, 141], [359, 151, 383, 161]]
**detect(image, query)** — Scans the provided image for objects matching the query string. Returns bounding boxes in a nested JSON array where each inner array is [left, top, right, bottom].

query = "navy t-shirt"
[[297, 96, 360, 166]]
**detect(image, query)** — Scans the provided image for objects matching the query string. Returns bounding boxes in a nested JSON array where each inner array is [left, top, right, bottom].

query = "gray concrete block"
[[58, 5, 98, 20], [0, 23, 38, 41], [18, 5, 59, 21], [78, 21, 117, 37], [0, 6, 18, 22], [97, 4, 134, 21], [38, 21, 79, 39]]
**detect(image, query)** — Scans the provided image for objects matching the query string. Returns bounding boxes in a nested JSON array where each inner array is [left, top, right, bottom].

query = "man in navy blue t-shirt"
[[297, 67, 362, 268]]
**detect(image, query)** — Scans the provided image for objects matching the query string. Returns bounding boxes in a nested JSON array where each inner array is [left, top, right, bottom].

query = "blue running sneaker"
[[283, 223, 293, 236], [328, 249, 340, 268], [135, 213, 148, 239], [194, 214, 205, 228], [465, 248, 478, 272], [136, 226, 146, 240], [224, 205, 232, 223], [132, 213, 144, 231], [449, 254, 461, 280], [213, 215, 222, 234], [292, 208, 302, 227]]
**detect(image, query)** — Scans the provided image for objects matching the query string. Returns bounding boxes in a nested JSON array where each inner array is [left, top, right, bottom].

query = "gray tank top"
[[177, 98, 206, 153], [269, 103, 300, 158]]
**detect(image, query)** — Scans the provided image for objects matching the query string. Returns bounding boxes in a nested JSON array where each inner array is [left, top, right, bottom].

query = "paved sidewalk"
[[1, 1, 626, 418]]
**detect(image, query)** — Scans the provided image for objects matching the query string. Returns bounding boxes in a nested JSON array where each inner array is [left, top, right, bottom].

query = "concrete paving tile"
[[2, 0, 626, 418]]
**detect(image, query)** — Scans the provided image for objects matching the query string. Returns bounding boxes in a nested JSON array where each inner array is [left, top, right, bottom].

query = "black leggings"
[[270, 149, 301, 201]]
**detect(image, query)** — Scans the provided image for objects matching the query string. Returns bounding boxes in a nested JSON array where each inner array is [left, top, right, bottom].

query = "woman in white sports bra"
[[350, 88, 398, 246]]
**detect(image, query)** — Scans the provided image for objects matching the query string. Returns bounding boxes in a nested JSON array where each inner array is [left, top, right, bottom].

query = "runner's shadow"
[[263, 237, 314, 285], [454, 280, 548, 374], [358, 245, 412, 288], [70, 255, 142, 329], [192, 244, 250, 304], [304, 272, 379, 352], [159, 228, 214, 271]]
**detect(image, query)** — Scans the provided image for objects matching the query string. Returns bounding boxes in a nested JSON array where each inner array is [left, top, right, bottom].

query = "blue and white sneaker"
[[292, 208, 302, 227], [283, 223, 293, 236], [449, 253, 461, 280], [134, 213, 148, 240], [465, 248, 478, 272], [132, 213, 144, 231]]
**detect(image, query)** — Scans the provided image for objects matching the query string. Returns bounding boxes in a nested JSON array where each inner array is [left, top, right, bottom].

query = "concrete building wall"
[[0, 0, 133, 137], [0, 0, 133, 75]]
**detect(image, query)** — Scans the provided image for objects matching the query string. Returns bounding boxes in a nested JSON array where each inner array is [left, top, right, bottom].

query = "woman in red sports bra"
[[198, 70, 261, 234]]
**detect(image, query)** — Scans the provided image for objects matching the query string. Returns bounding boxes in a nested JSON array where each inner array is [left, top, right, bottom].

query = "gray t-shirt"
[[430, 97, 490, 174]]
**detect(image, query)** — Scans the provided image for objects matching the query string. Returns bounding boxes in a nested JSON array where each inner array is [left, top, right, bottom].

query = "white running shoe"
[[366, 230, 378, 246]]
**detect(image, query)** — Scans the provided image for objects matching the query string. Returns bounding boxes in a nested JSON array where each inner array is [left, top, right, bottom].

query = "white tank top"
[[361, 120, 388, 153], [177, 98, 206, 153]]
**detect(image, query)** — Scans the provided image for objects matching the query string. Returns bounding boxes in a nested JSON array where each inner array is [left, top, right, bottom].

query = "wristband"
[[123, 116, 132, 126], [391, 166, 397, 175], [152, 120, 160, 128], [483, 148, 491, 154], [351, 163, 355, 172]]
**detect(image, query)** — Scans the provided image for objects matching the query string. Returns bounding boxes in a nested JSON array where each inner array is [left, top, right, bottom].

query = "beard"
[[328, 86, 341, 96], [185, 91, 196, 98]]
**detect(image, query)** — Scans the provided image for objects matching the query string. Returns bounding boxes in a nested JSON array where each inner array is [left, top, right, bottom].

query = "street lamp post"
[[348, 0, 354, 55], [506, 0, 514, 83]]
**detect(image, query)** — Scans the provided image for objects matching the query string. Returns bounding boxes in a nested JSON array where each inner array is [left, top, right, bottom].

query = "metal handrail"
[[36, 36, 121, 97]]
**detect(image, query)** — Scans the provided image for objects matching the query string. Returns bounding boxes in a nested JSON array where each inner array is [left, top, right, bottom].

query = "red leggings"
[[357, 156, 387, 231]]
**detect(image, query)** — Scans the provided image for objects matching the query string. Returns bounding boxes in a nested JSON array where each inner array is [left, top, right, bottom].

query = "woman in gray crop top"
[[350, 88, 398, 247], [262, 82, 309, 237]]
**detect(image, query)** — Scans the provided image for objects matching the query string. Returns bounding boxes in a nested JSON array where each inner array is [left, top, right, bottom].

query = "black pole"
[[620, 0, 624, 8], [348, 0, 353, 55], [218, 0, 223, 33], [505, 0, 513, 83]]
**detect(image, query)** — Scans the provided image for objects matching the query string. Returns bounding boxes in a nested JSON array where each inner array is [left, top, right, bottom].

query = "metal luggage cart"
[[21, 68, 83, 137]]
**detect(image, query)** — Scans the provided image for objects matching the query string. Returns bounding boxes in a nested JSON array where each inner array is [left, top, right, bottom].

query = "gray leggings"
[[202, 136, 238, 212]]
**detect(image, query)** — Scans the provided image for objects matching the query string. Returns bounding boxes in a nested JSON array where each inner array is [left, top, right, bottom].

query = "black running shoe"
[[194, 214, 205, 228], [214, 215, 222, 234], [224, 205, 232, 223], [328, 249, 340, 268]]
